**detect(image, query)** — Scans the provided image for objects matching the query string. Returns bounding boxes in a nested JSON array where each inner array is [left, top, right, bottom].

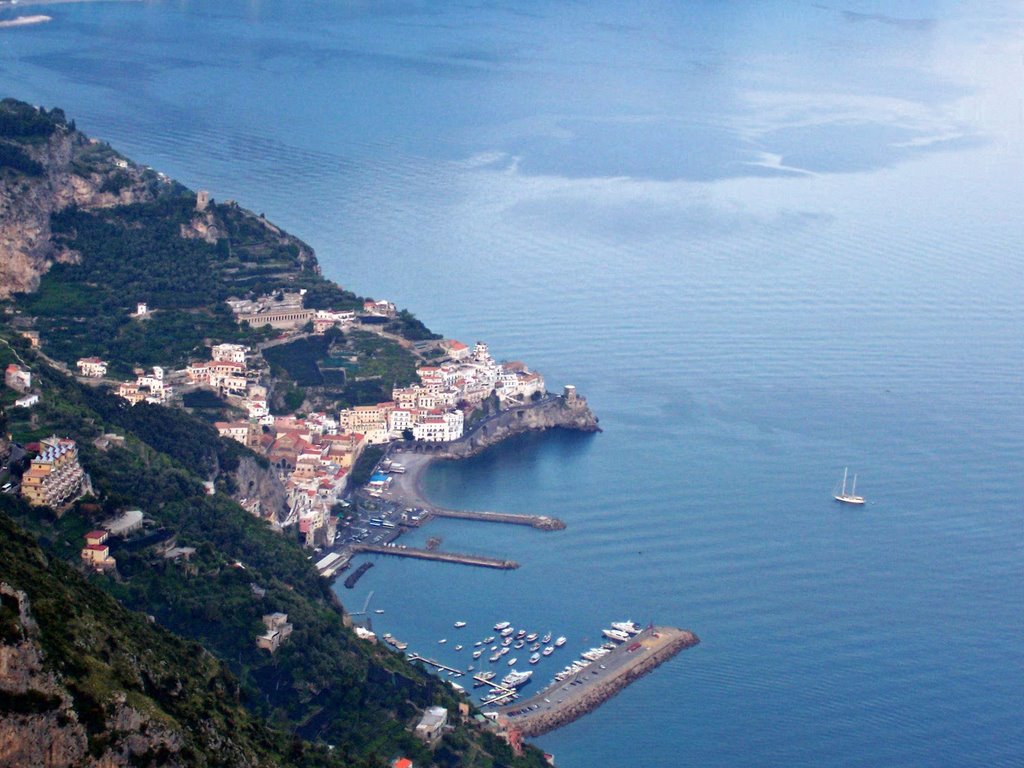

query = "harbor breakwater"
[[503, 627, 700, 738]]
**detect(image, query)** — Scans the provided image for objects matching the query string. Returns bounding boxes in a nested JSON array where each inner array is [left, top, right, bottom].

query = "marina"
[[493, 626, 700, 737]]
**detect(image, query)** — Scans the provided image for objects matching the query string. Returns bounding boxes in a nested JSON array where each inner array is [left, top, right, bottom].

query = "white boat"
[[611, 621, 640, 635], [833, 467, 865, 505], [525, 632, 538, 642], [473, 650, 483, 659], [395, 641, 407, 651], [507, 657, 518, 667], [502, 637, 513, 646], [541, 632, 552, 644], [374, 609, 384, 614], [555, 636, 567, 647], [529, 653, 541, 664], [602, 628, 630, 642], [501, 670, 533, 688], [489, 653, 501, 663], [530, 643, 541, 652], [542, 645, 554, 656], [483, 636, 495, 643], [494, 621, 511, 631], [474, 641, 482, 647], [514, 640, 525, 649], [454, 645, 463, 651], [438, 638, 447, 644], [500, 647, 510, 656], [474, 670, 496, 686], [501, 627, 515, 637], [454, 621, 467, 628]]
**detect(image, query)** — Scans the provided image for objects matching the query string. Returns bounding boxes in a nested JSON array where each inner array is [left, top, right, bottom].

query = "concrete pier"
[[352, 544, 519, 570], [427, 508, 566, 531], [492, 626, 699, 737]]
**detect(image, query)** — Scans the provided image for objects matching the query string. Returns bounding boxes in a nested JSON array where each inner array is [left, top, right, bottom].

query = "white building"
[[412, 410, 463, 442], [211, 343, 247, 364], [414, 706, 448, 745], [14, 394, 39, 408], [76, 357, 108, 378]]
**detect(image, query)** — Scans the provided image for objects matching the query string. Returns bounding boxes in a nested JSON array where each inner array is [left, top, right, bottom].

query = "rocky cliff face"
[[231, 455, 289, 524], [0, 124, 163, 298], [431, 394, 600, 460], [0, 584, 186, 768]]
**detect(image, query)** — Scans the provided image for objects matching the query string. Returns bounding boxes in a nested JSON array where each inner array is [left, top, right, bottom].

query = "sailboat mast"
[[842, 467, 848, 496]]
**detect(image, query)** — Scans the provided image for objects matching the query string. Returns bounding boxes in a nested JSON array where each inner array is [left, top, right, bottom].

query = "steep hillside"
[[0, 511, 340, 768]]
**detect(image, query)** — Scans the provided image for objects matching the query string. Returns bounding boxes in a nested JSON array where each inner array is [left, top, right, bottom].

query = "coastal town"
[[1, 279, 615, 760]]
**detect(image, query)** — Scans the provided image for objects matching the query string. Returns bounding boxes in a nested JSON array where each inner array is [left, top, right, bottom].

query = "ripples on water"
[[3, 2, 1023, 765]]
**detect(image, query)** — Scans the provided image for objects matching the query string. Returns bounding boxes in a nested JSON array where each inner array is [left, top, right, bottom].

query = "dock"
[[407, 654, 466, 677], [490, 625, 699, 737], [427, 508, 566, 531], [352, 544, 519, 570]]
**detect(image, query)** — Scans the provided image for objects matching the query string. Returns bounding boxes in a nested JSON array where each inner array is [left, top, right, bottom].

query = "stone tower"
[[196, 189, 210, 212], [563, 385, 577, 403]]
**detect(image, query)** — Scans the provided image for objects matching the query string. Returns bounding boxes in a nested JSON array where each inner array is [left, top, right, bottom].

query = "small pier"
[[352, 544, 519, 570], [428, 509, 566, 531], [407, 654, 465, 677]]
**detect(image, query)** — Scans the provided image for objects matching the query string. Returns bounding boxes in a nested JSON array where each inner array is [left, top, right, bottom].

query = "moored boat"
[[501, 670, 533, 688], [542, 645, 554, 656], [555, 636, 567, 647], [507, 657, 518, 667], [529, 652, 541, 664], [541, 632, 552, 644], [454, 620, 467, 628], [494, 621, 511, 631], [602, 628, 630, 642]]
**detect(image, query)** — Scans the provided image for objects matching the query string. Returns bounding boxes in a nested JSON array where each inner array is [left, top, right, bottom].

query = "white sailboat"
[[833, 467, 865, 505]]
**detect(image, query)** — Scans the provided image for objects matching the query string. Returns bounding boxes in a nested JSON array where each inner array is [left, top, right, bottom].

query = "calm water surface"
[[3, 2, 1023, 765]]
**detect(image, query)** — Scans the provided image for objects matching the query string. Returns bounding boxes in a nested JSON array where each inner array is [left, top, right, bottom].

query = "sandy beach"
[[379, 450, 439, 511]]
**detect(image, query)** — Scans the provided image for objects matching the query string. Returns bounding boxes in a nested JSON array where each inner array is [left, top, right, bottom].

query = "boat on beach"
[[834, 467, 865, 505]]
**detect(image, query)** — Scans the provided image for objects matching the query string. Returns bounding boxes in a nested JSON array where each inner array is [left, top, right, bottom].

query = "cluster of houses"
[[117, 366, 171, 405], [338, 341, 545, 445]]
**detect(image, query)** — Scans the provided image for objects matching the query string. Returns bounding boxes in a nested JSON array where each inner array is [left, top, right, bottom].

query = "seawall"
[[502, 627, 700, 738]]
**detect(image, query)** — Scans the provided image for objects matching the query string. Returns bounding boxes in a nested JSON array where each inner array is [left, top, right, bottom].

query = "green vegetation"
[[0, 97, 64, 140], [350, 444, 386, 487], [263, 336, 331, 387], [0, 509, 342, 767], [0, 142, 43, 175]]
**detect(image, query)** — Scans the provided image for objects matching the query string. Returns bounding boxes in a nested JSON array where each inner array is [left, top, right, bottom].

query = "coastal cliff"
[[0, 101, 168, 297], [424, 394, 600, 460]]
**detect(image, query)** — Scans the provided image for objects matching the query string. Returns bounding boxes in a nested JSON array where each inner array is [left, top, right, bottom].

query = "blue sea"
[[4, 2, 1023, 765]]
